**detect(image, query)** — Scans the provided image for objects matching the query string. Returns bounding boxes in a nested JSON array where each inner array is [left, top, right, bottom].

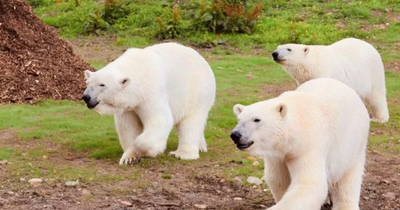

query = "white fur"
[[273, 38, 389, 123], [84, 43, 216, 164], [232, 78, 370, 210]]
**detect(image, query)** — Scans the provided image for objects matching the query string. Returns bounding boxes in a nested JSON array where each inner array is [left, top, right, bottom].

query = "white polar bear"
[[82, 43, 216, 165], [272, 38, 389, 123], [230, 78, 369, 210]]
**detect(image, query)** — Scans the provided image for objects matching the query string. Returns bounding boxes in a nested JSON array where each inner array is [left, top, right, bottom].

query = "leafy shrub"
[[26, 0, 53, 8], [82, 9, 111, 35], [193, 0, 263, 34], [103, 0, 130, 25], [81, 0, 130, 35], [156, 6, 184, 39]]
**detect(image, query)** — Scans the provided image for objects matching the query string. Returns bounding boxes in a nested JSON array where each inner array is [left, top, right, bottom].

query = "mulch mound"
[[0, 0, 93, 104]]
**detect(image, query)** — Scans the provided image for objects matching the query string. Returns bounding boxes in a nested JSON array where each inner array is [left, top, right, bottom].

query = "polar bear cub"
[[272, 38, 389, 123], [83, 43, 216, 165], [230, 78, 369, 210]]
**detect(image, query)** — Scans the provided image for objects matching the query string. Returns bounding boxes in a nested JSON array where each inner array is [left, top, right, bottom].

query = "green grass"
[[27, 0, 400, 51], [161, 173, 173, 179], [0, 148, 14, 160], [3, 0, 399, 185], [0, 100, 119, 159], [1, 53, 399, 183]]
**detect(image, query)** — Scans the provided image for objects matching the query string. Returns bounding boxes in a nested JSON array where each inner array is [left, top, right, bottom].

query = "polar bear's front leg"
[[263, 157, 290, 203], [131, 104, 174, 158], [170, 111, 208, 160], [114, 110, 143, 165], [268, 155, 328, 210]]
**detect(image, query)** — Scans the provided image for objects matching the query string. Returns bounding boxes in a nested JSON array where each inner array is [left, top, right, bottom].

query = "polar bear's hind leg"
[[170, 111, 208, 160], [368, 86, 389, 123], [330, 160, 364, 210]]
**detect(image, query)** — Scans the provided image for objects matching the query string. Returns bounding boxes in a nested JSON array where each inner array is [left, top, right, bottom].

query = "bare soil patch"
[[68, 37, 127, 65], [258, 80, 297, 98], [386, 61, 400, 74]]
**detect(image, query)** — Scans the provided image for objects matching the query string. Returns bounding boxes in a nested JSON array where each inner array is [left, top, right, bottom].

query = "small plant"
[[82, 9, 111, 35], [156, 6, 184, 39], [103, 0, 130, 25], [161, 173, 172, 179], [193, 0, 263, 34], [80, 0, 130, 35], [26, 0, 52, 8]]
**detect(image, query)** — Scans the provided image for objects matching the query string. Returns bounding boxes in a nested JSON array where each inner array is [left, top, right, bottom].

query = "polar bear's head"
[[230, 100, 288, 157], [82, 68, 131, 115], [272, 44, 310, 65]]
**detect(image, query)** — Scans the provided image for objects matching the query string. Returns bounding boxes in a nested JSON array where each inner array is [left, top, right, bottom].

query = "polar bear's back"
[[325, 38, 384, 97], [296, 78, 369, 126], [146, 43, 216, 122], [296, 78, 369, 182]]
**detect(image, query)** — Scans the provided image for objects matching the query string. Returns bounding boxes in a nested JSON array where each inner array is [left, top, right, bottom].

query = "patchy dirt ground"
[[0, 130, 273, 210], [68, 37, 127, 65], [0, 127, 399, 210]]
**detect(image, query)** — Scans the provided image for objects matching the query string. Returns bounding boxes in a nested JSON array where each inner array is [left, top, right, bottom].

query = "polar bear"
[[272, 38, 389, 123], [82, 43, 216, 165], [230, 78, 369, 210]]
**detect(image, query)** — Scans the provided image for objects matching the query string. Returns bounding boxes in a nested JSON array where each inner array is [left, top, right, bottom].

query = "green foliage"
[[81, 0, 130, 35], [161, 173, 172, 179], [82, 9, 111, 35], [193, 0, 264, 34], [103, 0, 130, 25], [156, 6, 184, 39], [29, 0, 400, 50], [26, 0, 52, 8]]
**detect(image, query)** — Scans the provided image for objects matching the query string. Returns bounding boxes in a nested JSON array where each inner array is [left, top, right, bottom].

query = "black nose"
[[82, 94, 91, 103], [272, 51, 279, 60], [230, 131, 242, 144]]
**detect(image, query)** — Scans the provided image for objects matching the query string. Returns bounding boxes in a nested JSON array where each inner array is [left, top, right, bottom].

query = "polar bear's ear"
[[277, 103, 287, 117], [84, 70, 93, 80], [120, 78, 131, 88], [304, 47, 310, 55], [233, 104, 245, 116]]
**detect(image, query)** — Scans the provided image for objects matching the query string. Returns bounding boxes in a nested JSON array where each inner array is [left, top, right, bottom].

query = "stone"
[[247, 176, 263, 185]]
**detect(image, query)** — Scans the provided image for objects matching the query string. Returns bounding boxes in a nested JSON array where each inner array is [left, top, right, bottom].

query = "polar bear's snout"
[[82, 92, 99, 109], [230, 131, 242, 144], [272, 51, 285, 63], [272, 51, 279, 60], [230, 130, 254, 150]]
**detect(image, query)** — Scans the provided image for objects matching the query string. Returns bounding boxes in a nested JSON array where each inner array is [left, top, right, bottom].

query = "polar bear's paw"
[[169, 146, 199, 160], [371, 116, 388, 123], [119, 150, 142, 165]]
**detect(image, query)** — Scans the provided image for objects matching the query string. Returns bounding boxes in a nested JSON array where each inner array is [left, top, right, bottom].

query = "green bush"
[[82, 9, 111, 35], [81, 0, 130, 35], [26, 0, 53, 8], [193, 0, 264, 34], [156, 6, 185, 39], [102, 0, 130, 25]]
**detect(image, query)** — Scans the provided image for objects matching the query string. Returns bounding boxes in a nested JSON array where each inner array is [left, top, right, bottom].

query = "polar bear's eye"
[[253, 118, 261, 122], [99, 84, 105, 87], [287, 48, 292, 52]]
